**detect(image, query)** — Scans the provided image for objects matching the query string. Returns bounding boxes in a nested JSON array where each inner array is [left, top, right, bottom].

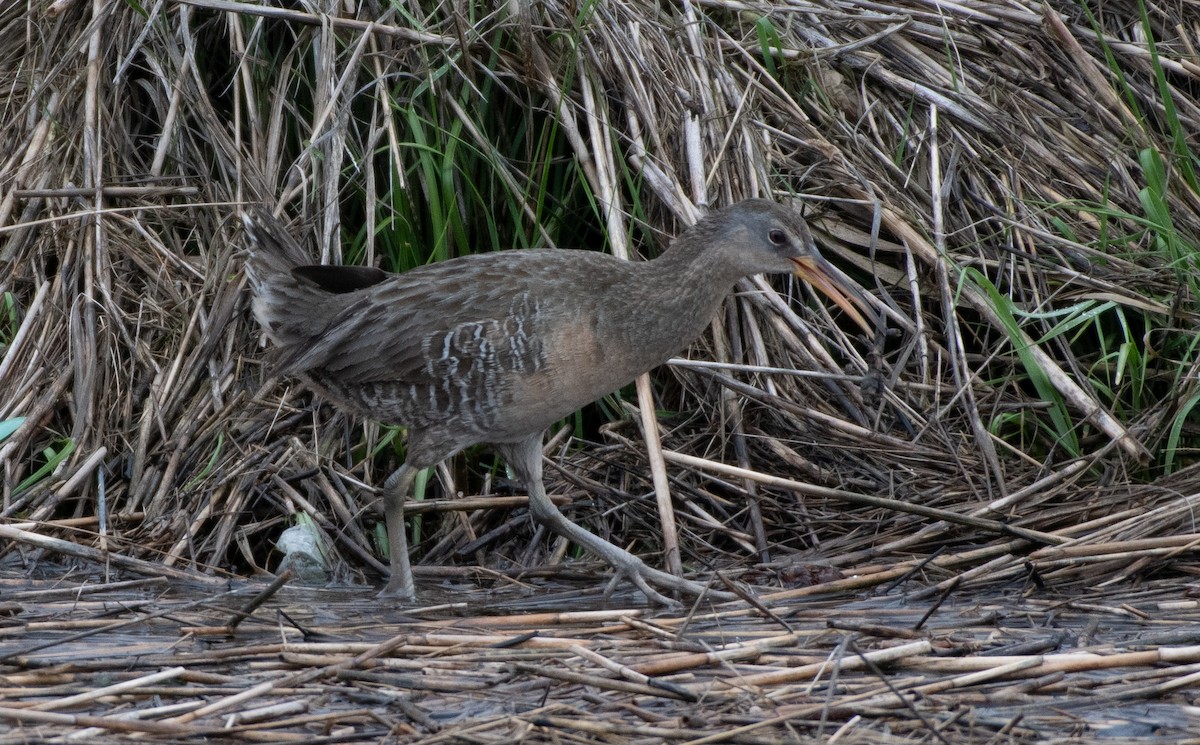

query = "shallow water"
[[4, 566, 1200, 743]]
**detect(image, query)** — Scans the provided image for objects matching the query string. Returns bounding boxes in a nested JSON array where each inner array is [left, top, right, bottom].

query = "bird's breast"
[[490, 312, 627, 436]]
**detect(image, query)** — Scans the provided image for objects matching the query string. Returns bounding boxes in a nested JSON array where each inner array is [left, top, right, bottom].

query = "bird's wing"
[[275, 255, 560, 389]]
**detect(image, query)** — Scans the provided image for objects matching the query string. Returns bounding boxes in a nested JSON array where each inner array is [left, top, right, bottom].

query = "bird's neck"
[[614, 239, 743, 369]]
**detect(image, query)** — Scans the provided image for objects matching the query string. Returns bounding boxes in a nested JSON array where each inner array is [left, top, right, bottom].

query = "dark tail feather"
[[241, 209, 328, 349]]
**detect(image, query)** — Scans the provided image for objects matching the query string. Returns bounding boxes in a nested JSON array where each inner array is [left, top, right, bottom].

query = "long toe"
[[607, 551, 736, 606], [377, 579, 416, 600], [639, 564, 737, 604], [608, 568, 680, 608]]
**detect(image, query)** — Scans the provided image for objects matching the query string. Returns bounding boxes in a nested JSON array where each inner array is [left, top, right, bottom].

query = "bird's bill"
[[790, 255, 874, 335]]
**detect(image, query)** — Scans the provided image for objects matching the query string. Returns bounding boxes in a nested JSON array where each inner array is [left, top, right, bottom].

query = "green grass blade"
[[965, 268, 1080, 456], [16, 439, 76, 495], [1164, 390, 1200, 475], [0, 417, 24, 443]]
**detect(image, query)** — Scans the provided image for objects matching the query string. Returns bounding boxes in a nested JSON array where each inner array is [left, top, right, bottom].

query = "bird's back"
[[242, 211, 663, 452]]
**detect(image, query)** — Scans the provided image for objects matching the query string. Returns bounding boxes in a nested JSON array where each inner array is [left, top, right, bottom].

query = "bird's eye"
[[768, 229, 787, 246]]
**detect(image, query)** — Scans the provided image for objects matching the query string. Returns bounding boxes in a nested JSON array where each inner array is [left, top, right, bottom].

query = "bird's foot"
[[517, 468, 740, 606], [603, 549, 736, 607], [377, 576, 415, 601], [604, 567, 678, 607]]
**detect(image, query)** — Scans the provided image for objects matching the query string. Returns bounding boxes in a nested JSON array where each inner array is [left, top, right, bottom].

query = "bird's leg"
[[378, 464, 417, 599], [498, 436, 734, 605]]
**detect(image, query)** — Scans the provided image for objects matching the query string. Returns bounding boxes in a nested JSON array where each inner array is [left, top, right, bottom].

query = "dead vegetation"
[[2, 0, 1200, 741]]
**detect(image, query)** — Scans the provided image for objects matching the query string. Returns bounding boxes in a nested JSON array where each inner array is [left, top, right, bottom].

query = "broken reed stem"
[[0, 524, 225, 584]]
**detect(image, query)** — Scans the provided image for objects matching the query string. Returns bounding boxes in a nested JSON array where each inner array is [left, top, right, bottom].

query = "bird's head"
[[700, 199, 874, 334]]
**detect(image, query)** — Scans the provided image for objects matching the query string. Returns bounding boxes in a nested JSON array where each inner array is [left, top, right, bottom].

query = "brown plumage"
[[243, 200, 871, 604]]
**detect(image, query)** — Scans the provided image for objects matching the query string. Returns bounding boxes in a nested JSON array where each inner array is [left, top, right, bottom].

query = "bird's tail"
[[241, 208, 328, 349]]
